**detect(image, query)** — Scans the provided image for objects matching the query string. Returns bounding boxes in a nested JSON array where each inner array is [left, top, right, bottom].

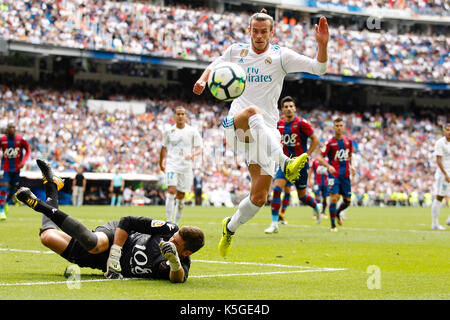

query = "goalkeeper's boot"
[[15, 187, 38, 209], [218, 217, 234, 257], [264, 223, 279, 234], [0, 211, 6, 221], [36, 159, 64, 191], [284, 153, 308, 183], [330, 227, 338, 232]]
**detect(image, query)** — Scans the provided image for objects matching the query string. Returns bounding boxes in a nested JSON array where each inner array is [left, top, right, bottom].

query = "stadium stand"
[[0, 1, 448, 82], [0, 74, 447, 206], [0, 0, 448, 206]]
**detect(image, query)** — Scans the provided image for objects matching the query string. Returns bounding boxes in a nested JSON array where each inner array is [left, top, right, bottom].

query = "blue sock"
[[329, 202, 337, 228], [271, 186, 282, 223], [0, 186, 8, 213], [300, 194, 318, 212]]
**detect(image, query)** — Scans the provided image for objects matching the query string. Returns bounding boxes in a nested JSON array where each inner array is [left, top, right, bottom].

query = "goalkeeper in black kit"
[[15, 159, 205, 283]]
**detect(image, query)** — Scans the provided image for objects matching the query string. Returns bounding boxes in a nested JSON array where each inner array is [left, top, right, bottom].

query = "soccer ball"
[[207, 62, 246, 101]]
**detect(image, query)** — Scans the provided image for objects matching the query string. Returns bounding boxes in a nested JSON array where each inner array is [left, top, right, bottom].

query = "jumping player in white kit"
[[160, 106, 203, 225], [193, 9, 329, 257], [431, 123, 450, 230]]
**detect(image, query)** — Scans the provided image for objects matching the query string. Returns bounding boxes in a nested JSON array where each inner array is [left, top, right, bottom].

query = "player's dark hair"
[[280, 96, 295, 108], [179, 226, 205, 253], [334, 117, 344, 124], [249, 8, 274, 30]]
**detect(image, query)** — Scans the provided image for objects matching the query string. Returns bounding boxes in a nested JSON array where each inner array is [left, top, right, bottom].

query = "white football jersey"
[[162, 124, 202, 173], [434, 136, 450, 177], [208, 43, 327, 128]]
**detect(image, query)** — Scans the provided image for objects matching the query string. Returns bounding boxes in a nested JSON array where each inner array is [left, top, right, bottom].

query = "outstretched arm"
[[193, 69, 211, 96], [315, 16, 329, 63]]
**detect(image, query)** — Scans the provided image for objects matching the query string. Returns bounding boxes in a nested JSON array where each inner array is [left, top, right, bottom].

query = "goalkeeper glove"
[[104, 244, 123, 279], [159, 240, 181, 271]]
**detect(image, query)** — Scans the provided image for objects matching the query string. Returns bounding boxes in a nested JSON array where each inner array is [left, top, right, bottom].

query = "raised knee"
[[250, 193, 267, 207], [40, 230, 56, 247], [245, 105, 261, 117]]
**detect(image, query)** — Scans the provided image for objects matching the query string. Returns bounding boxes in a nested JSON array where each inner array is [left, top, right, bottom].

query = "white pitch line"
[[0, 248, 54, 254], [0, 248, 341, 271], [193, 259, 317, 269], [0, 278, 137, 287], [190, 269, 346, 278], [0, 268, 346, 287], [0, 247, 347, 287]]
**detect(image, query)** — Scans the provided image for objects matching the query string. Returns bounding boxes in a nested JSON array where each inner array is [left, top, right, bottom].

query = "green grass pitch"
[[0, 204, 449, 300]]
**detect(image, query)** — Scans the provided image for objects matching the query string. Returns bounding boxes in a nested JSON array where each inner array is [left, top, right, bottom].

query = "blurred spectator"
[[109, 169, 124, 206], [122, 185, 133, 206], [72, 166, 86, 206], [193, 170, 203, 206], [84, 185, 108, 205], [145, 182, 165, 205]]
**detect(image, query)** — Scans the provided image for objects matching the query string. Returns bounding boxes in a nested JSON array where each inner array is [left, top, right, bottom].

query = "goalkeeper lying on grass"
[[15, 159, 205, 283]]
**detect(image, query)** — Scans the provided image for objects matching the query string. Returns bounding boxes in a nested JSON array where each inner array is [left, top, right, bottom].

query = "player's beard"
[[252, 38, 271, 53]]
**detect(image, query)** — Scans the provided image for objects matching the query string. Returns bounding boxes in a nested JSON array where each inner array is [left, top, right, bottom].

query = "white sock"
[[227, 196, 261, 233], [174, 198, 184, 224], [248, 114, 288, 168], [431, 199, 442, 227], [166, 193, 175, 222]]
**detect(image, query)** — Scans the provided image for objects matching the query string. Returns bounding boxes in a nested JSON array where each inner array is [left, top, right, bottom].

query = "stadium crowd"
[[0, 1, 448, 83], [0, 75, 448, 206], [318, 0, 449, 16]]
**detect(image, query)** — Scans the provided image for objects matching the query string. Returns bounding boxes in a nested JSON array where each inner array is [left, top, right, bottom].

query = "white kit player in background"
[[193, 9, 329, 257], [159, 106, 203, 224], [431, 123, 450, 230]]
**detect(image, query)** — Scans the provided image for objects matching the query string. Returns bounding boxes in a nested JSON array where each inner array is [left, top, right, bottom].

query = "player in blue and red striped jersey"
[[318, 118, 356, 232], [265, 96, 321, 234], [0, 122, 31, 220], [308, 152, 329, 220]]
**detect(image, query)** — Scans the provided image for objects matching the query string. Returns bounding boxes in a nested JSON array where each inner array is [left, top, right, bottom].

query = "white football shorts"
[[434, 174, 449, 197], [222, 115, 279, 177], [165, 170, 193, 193]]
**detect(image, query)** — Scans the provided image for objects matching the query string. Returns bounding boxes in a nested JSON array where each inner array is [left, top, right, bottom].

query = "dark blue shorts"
[[274, 164, 309, 190], [313, 185, 329, 198], [0, 171, 20, 187], [328, 176, 351, 198]]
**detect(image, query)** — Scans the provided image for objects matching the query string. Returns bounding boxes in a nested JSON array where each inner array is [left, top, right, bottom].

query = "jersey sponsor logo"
[[246, 67, 273, 83], [334, 149, 350, 161], [3, 147, 20, 159], [151, 220, 166, 227]]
